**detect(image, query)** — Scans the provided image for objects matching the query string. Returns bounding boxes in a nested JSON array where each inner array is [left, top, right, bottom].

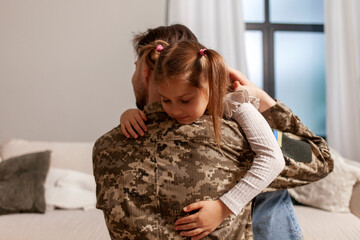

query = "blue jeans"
[[252, 190, 303, 240]]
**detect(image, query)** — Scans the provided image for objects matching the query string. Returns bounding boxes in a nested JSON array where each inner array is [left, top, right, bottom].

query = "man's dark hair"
[[133, 24, 198, 56]]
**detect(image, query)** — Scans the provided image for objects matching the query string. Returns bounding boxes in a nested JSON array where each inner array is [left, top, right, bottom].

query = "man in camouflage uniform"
[[93, 25, 333, 239]]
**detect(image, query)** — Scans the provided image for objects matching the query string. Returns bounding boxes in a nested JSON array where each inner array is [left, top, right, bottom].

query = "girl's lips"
[[176, 116, 188, 120]]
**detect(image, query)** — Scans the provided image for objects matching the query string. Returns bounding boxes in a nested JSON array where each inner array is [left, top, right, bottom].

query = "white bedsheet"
[[0, 209, 109, 240]]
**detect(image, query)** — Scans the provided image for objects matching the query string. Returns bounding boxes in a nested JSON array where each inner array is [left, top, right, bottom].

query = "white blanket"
[[45, 167, 96, 210]]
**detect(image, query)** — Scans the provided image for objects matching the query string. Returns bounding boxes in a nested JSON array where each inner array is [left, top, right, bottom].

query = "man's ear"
[[143, 66, 151, 85]]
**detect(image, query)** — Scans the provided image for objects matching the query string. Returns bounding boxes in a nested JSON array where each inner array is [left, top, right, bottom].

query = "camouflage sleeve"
[[92, 137, 122, 239], [261, 100, 334, 190], [92, 138, 107, 211]]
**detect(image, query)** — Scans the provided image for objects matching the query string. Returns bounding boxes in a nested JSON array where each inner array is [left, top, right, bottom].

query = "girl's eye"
[[162, 99, 170, 103], [181, 99, 191, 104]]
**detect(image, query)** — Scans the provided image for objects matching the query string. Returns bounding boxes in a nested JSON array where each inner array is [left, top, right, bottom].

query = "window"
[[243, 0, 326, 137]]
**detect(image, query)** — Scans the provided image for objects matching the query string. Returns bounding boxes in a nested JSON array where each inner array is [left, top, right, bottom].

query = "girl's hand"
[[228, 66, 276, 112], [120, 109, 147, 138], [175, 200, 232, 240]]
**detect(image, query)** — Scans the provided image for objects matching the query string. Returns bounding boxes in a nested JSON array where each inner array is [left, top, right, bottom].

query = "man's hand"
[[175, 200, 232, 240], [120, 109, 147, 138], [228, 66, 276, 112]]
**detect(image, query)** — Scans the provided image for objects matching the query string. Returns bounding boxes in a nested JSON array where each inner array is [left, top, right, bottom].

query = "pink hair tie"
[[156, 45, 164, 52], [200, 48, 207, 56]]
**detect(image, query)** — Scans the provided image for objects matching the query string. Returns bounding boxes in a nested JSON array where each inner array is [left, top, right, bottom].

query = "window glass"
[[270, 0, 324, 24], [244, 31, 263, 89], [242, 0, 265, 23], [274, 31, 326, 136]]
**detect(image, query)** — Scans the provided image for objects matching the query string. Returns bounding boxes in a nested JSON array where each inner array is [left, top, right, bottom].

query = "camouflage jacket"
[[261, 100, 333, 190], [93, 101, 333, 240]]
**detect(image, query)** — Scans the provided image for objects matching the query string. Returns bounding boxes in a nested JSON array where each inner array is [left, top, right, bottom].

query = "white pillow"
[[45, 167, 96, 210], [289, 148, 360, 213]]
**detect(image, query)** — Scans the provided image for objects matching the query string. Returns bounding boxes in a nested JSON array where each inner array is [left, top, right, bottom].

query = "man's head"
[[133, 24, 198, 60], [131, 24, 198, 109]]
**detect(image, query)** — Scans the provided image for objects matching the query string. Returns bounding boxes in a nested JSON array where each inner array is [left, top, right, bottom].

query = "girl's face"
[[157, 78, 209, 124]]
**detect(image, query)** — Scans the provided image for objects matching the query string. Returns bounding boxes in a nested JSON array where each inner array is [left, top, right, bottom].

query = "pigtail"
[[201, 49, 230, 147], [137, 40, 169, 70]]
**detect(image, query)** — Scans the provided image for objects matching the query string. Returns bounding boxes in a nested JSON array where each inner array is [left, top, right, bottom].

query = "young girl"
[[121, 40, 284, 239]]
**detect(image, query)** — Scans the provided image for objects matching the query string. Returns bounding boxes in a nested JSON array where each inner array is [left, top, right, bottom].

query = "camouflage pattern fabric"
[[93, 101, 333, 240], [261, 101, 334, 191]]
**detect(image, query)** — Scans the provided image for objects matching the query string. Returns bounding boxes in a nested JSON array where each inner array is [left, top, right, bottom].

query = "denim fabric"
[[253, 190, 303, 240]]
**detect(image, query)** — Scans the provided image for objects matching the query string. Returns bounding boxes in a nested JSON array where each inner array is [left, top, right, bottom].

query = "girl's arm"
[[120, 109, 148, 138], [219, 90, 285, 215]]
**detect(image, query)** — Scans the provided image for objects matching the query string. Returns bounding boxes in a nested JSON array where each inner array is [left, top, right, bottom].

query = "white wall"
[[0, 0, 166, 143]]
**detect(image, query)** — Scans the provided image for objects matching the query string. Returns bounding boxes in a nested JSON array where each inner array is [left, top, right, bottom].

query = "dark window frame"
[[245, 0, 324, 98]]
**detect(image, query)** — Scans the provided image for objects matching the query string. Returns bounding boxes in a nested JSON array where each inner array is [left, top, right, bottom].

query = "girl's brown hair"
[[137, 40, 169, 71], [144, 40, 230, 147]]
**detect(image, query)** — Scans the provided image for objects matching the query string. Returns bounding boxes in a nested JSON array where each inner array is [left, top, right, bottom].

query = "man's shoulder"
[[93, 124, 125, 156], [92, 114, 244, 155], [157, 116, 244, 145]]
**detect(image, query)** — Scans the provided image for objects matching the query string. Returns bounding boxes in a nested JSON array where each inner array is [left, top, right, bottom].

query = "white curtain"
[[167, 0, 247, 74], [325, 0, 360, 162]]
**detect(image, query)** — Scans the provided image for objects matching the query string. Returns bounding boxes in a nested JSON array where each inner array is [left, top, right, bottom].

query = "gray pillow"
[[0, 151, 51, 215]]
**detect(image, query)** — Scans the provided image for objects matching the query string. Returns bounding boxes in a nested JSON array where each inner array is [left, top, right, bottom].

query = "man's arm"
[[263, 102, 333, 189], [228, 67, 334, 189]]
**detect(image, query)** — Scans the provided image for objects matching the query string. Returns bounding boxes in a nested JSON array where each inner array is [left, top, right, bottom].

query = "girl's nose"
[[171, 105, 183, 117]]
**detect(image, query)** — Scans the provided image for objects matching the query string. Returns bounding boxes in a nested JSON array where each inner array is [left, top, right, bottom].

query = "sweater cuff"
[[224, 90, 260, 119], [219, 194, 246, 216]]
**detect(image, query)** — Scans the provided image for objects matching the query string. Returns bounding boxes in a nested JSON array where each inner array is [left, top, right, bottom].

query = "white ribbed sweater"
[[219, 91, 285, 215]]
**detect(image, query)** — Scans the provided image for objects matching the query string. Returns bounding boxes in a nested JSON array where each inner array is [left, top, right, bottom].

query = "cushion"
[[0, 139, 94, 174], [294, 205, 360, 240], [289, 148, 360, 213], [350, 182, 360, 218], [0, 151, 51, 214]]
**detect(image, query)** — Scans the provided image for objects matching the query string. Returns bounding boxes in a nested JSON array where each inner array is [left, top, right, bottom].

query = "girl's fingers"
[[228, 67, 248, 84], [179, 228, 204, 237], [124, 122, 138, 138], [121, 124, 131, 138], [232, 81, 246, 91], [232, 81, 240, 90], [228, 67, 242, 82], [228, 70, 240, 83], [175, 222, 198, 231], [129, 119, 144, 136], [134, 114, 148, 132], [232, 81, 239, 90], [183, 202, 202, 212], [175, 214, 197, 225], [139, 110, 148, 121], [191, 230, 211, 240]]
